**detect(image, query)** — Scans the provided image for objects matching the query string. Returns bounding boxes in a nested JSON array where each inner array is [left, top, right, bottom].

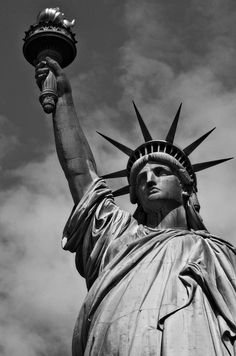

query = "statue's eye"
[[136, 172, 146, 186], [153, 168, 167, 176], [152, 167, 173, 177], [161, 170, 170, 176]]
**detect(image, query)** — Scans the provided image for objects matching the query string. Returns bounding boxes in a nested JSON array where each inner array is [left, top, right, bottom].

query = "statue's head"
[[128, 149, 196, 226], [135, 161, 184, 213], [99, 102, 232, 229]]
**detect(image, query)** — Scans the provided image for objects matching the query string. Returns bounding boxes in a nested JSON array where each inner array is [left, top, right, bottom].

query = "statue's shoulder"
[[193, 229, 236, 254]]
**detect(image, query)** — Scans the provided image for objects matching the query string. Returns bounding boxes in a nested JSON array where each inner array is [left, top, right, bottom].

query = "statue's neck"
[[146, 203, 187, 230]]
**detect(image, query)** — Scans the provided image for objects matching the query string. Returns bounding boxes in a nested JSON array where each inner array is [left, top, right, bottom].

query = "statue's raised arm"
[[35, 58, 98, 203]]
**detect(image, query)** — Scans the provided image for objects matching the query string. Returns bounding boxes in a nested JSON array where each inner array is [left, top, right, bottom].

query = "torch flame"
[[36, 7, 75, 29]]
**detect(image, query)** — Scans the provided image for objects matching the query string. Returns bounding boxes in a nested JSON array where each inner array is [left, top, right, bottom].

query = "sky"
[[0, 0, 236, 355]]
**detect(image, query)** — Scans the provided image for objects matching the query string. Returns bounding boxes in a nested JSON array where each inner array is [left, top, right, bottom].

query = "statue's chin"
[[141, 197, 183, 214]]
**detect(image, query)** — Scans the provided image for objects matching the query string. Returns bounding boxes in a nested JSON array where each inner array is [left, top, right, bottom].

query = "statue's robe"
[[62, 179, 236, 356]]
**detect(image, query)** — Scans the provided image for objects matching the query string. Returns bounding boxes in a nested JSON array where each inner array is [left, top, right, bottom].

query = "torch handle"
[[39, 70, 58, 114]]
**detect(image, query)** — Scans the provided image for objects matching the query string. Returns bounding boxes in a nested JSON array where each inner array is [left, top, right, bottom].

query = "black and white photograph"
[[1, 1, 236, 355]]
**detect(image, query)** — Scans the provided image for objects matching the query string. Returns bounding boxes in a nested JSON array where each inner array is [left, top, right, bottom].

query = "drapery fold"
[[63, 178, 236, 356]]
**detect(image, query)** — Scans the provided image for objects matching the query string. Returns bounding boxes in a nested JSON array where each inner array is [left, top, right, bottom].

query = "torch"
[[23, 8, 77, 114]]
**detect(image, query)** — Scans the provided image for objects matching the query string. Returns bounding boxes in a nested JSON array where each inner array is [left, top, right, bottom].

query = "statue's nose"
[[146, 171, 156, 186]]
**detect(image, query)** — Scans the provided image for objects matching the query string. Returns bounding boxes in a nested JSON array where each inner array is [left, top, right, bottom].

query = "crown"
[[98, 102, 232, 202]]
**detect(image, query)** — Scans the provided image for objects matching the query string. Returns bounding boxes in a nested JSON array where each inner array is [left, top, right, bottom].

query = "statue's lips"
[[148, 187, 161, 195]]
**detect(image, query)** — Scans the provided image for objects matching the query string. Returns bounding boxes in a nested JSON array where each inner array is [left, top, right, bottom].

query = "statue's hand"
[[35, 57, 72, 98]]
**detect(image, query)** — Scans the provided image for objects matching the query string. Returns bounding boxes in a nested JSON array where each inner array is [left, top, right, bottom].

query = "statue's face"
[[135, 161, 183, 213]]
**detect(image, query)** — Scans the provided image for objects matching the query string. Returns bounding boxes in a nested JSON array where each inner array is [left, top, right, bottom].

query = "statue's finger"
[[36, 73, 48, 80], [35, 73, 48, 88], [35, 61, 47, 69], [35, 75, 48, 86], [45, 57, 63, 76], [35, 68, 49, 78]]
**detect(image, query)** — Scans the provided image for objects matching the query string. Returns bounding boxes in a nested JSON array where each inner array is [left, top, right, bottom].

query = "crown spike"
[[165, 103, 182, 144], [193, 157, 233, 173], [113, 185, 130, 197], [97, 132, 133, 156], [102, 169, 127, 179], [183, 127, 216, 156], [132, 101, 152, 142]]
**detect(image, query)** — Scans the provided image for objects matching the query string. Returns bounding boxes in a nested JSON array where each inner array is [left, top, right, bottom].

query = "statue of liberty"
[[35, 54, 236, 356]]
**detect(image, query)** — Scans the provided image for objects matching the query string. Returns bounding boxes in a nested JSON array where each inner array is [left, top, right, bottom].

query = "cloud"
[[0, 152, 86, 356], [0, 115, 19, 162]]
